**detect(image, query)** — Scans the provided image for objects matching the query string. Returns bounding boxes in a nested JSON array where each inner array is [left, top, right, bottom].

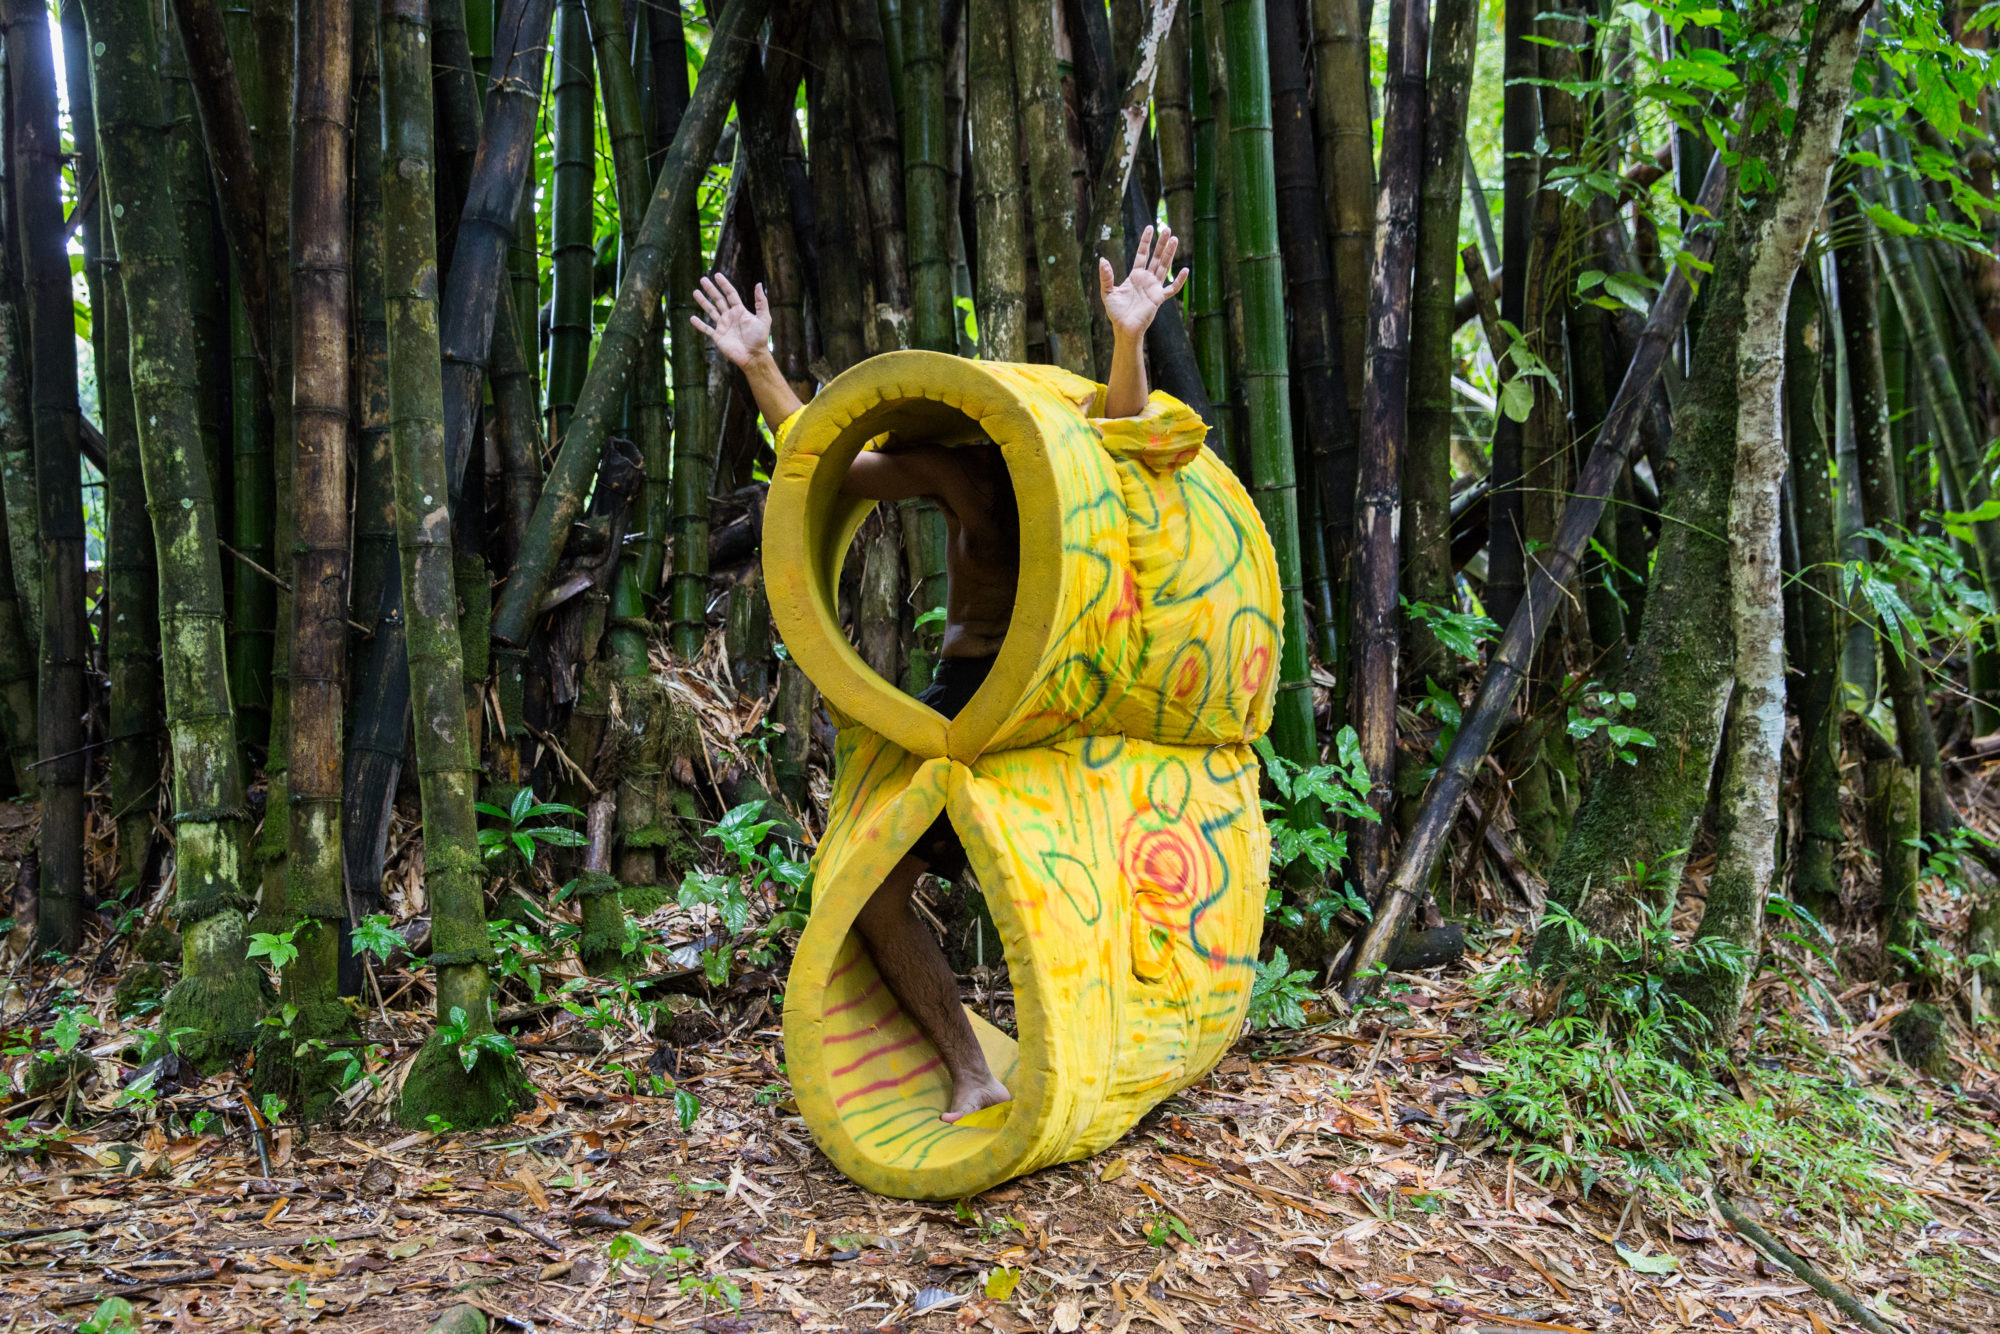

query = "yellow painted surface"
[[767, 351, 1279, 1200]]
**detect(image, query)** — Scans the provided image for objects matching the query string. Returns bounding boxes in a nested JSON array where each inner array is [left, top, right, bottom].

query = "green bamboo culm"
[[85, 0, 264, 1069], [664, 0, 711, 662], [0, 302, 36, 792], [379, 0, 532, 1129], [1219, 0, 1313, 767], [157, 7, 231, 505], [1009, 0, 1092, 376], [7, 0, 90, 952], [549, 0, 597, 443], [492, 0, 769, 656], [0, 284, 36, 649], [899, 0, 952, 690]]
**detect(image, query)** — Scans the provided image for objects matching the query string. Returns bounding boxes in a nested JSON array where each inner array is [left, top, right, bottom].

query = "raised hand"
[[1099, 225, 1189, 342], [689, 273, 772, 369]]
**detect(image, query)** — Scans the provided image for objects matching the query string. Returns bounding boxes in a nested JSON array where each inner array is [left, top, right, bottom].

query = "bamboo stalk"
[[492, 0, 769, 655], [1156, 0, 1195, 262], [167, 0, 271, 370], [1786, 272, 1843, 917], [1350, 0, 1428, 890], [88, 0, 263, 1059], [1011, 0, 1093, 375], [1401, 0, 1475, 686], [1266, 0, 1349, 673], [379, 0, 531, 1126], [905, 0, 956, 353], [6, 0, 88, 950], [663, 0, 710, 661], [549, 0, 596, 441], [809, 9, 868, 373], [1220, 0, 1312, 766], [1340, 156, 1728, 1002], [968, 0, 1027, 361], [1308, 0, 1371, 443], [1188, 0, 1232, 464], [843, 0, 915, 350], [1485, 0, 1538, 629], [732, 9, 813, 396]]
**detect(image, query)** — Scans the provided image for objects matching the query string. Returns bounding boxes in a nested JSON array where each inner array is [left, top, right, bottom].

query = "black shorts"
[[909, 655, 996, 879]]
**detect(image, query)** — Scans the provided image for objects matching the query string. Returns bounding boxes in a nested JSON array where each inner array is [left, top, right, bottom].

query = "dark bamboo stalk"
[[549, 0, 596, 441], [1188, 0, 1232, 463], [1339, 156, 1727, 1002], [99, 228, 156, 889], [843, 0, 915, 349], [0, 285, 36, 649], [733, 11, 812, 395], [87, 0, 262, 1059], [1350, 0, 1427, 891], [492, 0, 768, 654], [1266, 0, 1347, 672], [168, 0, 271, 370], [1785, 271, 1841, 917], [1401, 0, 1474, 686], [809, 9, 868, 374], [1308, 0, 1370, 445], [6, 0, 88, 951], [1485, 0, 1538, 629], [663, 0, 710, 661], [968, 0, 1026, 360]]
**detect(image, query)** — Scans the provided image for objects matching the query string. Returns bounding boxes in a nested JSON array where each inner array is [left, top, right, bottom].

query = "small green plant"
[[1143, 1213, 1194, 1248], [423, 1113, 453, 1135], [259, 1094, 288, 1126], [189, 1110, 217, 1137], [79, 1297, 140, 1334], [475, 787, 587, 883], [676, 800, 812, 986], [1468, 900, 1919, 1226], [1247, 948, 1317, 1031], [1256, 727, 1377, 929], [674, 1087, 701, 1131], [350, 913, 403, 964], [434, 1005, 517, 1074], [1404, 598, 1500, 661], [247, 925, 302, 971], [1565, 684, 1656, 765]]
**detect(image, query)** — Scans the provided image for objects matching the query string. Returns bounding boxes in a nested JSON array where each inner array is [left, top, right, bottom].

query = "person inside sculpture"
[[690, 226, 1190, 1123]]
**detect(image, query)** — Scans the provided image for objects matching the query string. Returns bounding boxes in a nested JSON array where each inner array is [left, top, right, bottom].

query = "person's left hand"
[[1100, 224, 1190, 341]]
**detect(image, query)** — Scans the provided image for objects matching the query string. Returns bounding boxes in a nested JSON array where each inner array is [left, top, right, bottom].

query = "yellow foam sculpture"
[[766, 350, 1280, 1200]]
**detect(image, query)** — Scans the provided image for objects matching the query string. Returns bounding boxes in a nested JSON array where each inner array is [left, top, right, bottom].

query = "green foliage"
[[1845, 528, 1995, 664], [475, 787, 588, 881], [1469, 904, 1920, 1225], [1404, 599, 1500, 661], [79, 1298, 140, 1334], [1565, 685, 1657, 766], [1143, 1213, 1195, 1248], [1257, 728, 1377, 930], [673, 801, 811, 986], [247, 925, 301, 971], [435, 1005, 519, 1075], [1247, 948, 1317, 1032]]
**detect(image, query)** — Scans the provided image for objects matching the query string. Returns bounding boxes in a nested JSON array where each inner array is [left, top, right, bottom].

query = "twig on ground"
[[1717, 1194, 1905, 1334], [442, 1206, 562, 1250]]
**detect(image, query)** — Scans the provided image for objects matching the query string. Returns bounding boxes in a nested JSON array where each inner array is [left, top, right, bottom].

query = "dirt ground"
[[2, 938, 1996, 1334]]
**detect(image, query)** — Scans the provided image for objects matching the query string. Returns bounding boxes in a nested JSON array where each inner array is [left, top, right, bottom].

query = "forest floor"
[[1, 655, 1998, 1333]]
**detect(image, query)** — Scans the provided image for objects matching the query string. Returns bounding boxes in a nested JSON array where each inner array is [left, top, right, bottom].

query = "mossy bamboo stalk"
[[87, 0, 264, 1063], [379, 0, 532, 1127], [1219, 0, 1312, 767], [662, 2, 708, 662], [969, 0, 1027, 361], [492, 0, 768, 655], [1351, 0, 1427, 889], [0, 420, 34, 792], [1402, 0, 1474, 686], [905, 0, 954, 354], [1011, 0, 1093, 375], [160, 17, 231, 518], [6, 0, 88, 951]]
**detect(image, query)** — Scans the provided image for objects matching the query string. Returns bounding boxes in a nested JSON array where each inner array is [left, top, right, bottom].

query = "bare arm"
[[689, 273, 805, 431], [1098, 225, 1190, 419]]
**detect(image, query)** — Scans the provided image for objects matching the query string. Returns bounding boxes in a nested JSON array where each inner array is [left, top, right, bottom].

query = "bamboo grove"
[[0, 0, 1996, 1126]]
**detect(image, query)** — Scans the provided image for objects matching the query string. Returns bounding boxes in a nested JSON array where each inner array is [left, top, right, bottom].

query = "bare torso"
[[843, 441, 1019, 659]]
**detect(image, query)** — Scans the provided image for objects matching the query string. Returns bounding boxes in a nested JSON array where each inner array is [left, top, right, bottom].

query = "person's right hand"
[[689, 273, 771, 369]]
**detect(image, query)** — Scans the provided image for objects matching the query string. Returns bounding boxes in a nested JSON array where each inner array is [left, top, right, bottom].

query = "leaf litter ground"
[[2, 654, 1998, 1333]]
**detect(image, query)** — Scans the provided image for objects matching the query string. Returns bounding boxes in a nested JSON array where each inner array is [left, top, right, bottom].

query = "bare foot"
[[939, 1073, 1011, 1124]]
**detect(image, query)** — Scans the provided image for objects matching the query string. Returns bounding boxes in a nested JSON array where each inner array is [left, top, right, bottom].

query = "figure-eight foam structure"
[[765, 350, 1281, 1200]]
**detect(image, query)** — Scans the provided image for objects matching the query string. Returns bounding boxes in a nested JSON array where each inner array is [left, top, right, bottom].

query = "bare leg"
[[853, 855, 1010, 1122]]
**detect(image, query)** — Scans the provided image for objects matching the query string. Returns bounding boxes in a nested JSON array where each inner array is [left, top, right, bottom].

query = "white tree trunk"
[[1695, 0, 1869, 1036]]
